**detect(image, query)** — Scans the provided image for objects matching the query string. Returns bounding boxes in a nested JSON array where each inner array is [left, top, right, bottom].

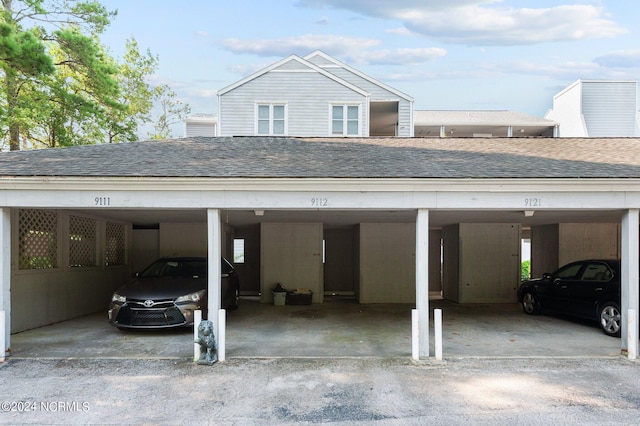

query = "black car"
[[108, 257, 239, 329], [518, 259, 622, 337]]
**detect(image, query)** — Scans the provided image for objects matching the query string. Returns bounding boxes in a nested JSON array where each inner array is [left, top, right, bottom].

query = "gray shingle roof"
[[1, 136, 639, 179]]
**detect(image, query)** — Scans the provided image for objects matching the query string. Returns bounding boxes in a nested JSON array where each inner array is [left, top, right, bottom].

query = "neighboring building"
[[414, 110, 556, 137], [215, 51, 414, 137], [186, 110, 558, 138], [545, 80, 640, 137], [187, 51, 559, 139], [184, 114, 216, 137]]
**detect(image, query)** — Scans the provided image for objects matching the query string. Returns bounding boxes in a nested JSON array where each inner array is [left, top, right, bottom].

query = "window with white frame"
[[257, 104, 286, 135], [233, 238, 245, 263], [331, 104, 360, 136]]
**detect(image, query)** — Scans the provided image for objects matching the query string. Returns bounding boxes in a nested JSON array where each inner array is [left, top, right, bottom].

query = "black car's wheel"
[[522, 291, 541, 315], [599, 302, 621, 337], [227, 287, 240, 311]]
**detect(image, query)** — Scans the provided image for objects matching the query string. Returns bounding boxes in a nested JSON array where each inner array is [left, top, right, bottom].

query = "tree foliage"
[[147, 84, 191, 140], [0, 0, 190, 150]]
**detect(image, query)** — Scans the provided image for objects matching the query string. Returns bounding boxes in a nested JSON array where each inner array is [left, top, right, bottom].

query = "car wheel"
[[227, 287, 239, 311], [522, 291, 540, 315], [599, 302, 621, 337]]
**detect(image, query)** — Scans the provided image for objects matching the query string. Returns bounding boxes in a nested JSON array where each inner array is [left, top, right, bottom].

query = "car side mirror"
[[542, 273, 551, 280]]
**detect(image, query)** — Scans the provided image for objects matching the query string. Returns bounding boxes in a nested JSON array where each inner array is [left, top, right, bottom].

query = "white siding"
[[309, 64, 413, 137], [219, 71, 367, 137], [582, 81, 638, 137], [545, 82, 587, 137], [547, 80, 639, 137], [185, 122, 216, 137]]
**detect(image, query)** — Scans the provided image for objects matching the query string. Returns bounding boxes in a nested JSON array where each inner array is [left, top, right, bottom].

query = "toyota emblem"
[[143, 300, 155, 307]]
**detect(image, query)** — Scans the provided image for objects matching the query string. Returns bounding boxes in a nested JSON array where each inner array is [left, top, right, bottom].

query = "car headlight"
[[175, 290, 206, 304], [111, 292, 126, 303]]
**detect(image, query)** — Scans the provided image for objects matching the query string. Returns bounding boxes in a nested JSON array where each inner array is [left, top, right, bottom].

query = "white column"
[[207, 209, 223, 355], [621, 209, 639, 355], [0, 208, 11, 359], [415, 209, 430, 358]]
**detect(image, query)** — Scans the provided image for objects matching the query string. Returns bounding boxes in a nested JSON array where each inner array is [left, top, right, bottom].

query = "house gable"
[[305, 51, 414, 137], [217, 55, 367, 98], [217, 55, 370, 137], [304, 50, 414, 103]]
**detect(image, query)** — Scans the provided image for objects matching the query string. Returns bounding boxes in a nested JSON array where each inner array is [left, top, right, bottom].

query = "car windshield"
[[140, 259, 207, 278]]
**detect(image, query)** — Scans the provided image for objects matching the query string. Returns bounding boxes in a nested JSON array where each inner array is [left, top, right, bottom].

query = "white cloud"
[[218, 34, 380, 57], [195, 31, 209, 37], [218, 34, 445, 68], [346, 47, 446, 66], [594, 50, 640, 68], [402, 5, 626, 45], [298, 1, 626, 46], [386, 27, 412, 36]]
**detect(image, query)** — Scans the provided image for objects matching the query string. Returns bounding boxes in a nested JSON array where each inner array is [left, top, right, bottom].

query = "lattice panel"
[[105, 222, 125, 266], [69, 215, 97, 267], [19, 209, 58, 269]]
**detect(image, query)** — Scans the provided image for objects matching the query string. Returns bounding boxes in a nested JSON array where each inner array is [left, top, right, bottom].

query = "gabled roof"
[[304, 50, 414, 102], [1, 137, 639, 179], [216, 54, 368, 97]]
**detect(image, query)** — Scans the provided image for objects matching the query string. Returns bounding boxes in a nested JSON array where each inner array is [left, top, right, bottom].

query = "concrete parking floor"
[[8, 296, 623, 360], [3, 298, 636, 425]]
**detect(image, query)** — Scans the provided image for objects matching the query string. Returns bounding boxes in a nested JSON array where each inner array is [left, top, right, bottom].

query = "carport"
[[1, 136, 639, 361]]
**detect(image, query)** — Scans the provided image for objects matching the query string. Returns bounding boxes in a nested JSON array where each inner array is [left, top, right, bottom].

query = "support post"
[[218, 309, 226, 362], [0, 311, 5, 363], [193, 310, 202, 362], [0, 208, 10, 360], [411, 309, 419, 360], [621, 209, 639, 356], [207, 209, 223, 357], [434, 308, 443, 361], [415, 209, 430, 358], [629, 309, 637, 360]]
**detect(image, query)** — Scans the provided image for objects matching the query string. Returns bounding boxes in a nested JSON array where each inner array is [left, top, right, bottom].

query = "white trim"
[[255, 102, 288, 136], [304, 50, 414, 102], [621, 209, 639, 356], [329, 103, 362, 137], [2, 176, 639, 193], [207, 209, 222, 354], [217, 55, 369, 98], [0, 208, 10, 359], [415, 209, 429, 358]]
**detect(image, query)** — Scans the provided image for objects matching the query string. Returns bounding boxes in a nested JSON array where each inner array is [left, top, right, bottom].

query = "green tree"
[[147, 84, 191, 140], [0, 0, 118, 150], [521, 260, 531, 281], [103, 38, 157, 143], [1, 1, 190, 149], [24, 29, 123, 148]]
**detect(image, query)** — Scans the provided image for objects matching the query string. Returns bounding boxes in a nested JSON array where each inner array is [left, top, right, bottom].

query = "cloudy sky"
[[100, 0, 639, 130]]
